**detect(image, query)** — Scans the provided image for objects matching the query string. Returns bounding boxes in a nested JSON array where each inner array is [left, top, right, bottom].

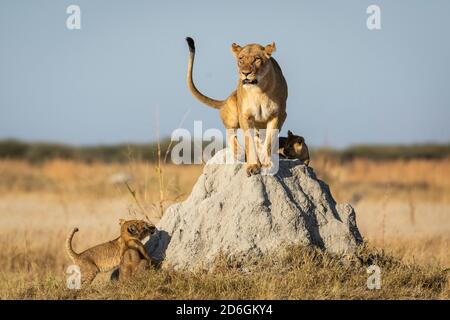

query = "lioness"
[[186, 37, 288, 176], [66, 219, 155, 285], [279, 130, 310, 166]]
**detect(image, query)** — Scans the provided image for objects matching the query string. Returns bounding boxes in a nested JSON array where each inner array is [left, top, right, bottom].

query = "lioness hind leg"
[[262, 113, 286, 168], [226, 129, 240, 162], [254, 130, 264, 159]]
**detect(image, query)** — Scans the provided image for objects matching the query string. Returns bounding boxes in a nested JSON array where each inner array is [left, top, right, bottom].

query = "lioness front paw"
[[246, 163, 261, 176], [261, 160, 274, 169]]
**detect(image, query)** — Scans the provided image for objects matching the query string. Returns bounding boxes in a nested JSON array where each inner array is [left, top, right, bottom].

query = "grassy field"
[[0, 156, 449, 299]]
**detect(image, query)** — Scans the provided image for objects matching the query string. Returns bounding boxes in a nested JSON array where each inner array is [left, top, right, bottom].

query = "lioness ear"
[[264, 42, 276, 57], [119, 219, 125, 226], [288, 130, 293, 137], [231, 43, 242, 57]]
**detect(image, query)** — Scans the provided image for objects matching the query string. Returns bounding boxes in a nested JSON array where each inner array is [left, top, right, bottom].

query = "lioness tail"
[[186, 37, 225, 109]]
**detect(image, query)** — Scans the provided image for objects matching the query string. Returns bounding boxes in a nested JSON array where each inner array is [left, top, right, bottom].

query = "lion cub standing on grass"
[[66, 219, 155, 285]]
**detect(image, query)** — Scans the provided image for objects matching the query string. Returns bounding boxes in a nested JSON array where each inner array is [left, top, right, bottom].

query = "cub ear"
[[264, 42, 276, 57], [119, 219, 125, 225], [288, 130, 293, 137], [231, 43, 242, 57]]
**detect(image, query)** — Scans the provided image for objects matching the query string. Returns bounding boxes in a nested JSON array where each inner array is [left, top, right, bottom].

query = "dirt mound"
[[146, 149, 363, 270]]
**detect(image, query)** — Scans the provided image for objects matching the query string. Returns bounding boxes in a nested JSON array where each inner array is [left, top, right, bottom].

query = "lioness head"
[[119, 219, 156, 240], [285, 130, 306, 158], [231, 42, 276, 86]]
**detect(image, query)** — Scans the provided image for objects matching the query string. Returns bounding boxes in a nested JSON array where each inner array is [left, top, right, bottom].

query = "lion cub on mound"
[[279, 130, 310, 166], [66, 219, 155, 285]]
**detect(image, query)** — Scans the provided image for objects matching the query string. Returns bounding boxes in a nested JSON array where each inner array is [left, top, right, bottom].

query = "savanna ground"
[[0, 155, 449, 299]]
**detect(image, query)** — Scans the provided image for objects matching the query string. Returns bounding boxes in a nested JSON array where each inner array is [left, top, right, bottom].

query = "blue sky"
[[0, 0, 449, 147]]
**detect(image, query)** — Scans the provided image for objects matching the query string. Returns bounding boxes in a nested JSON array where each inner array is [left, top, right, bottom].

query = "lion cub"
[[117, 249, 151, 281], [279, 130, 310, 166], [66, 219, 155, 285]]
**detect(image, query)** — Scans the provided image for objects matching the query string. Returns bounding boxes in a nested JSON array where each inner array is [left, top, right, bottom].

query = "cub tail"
[[66, 227, 80, 262]]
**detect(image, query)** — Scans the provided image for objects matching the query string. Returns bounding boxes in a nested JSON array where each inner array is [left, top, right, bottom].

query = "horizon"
[[1, 137, 448, 151]]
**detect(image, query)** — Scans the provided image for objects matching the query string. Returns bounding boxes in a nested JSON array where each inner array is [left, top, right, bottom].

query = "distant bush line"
[[337, 144, 450, 161], [0, 139, 449, 163], [0, 139, 174, 163]]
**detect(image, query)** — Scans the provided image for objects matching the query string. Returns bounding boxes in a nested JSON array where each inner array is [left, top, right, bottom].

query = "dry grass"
[[1, 246, 448, 300], [0, 157, 449, 299]]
